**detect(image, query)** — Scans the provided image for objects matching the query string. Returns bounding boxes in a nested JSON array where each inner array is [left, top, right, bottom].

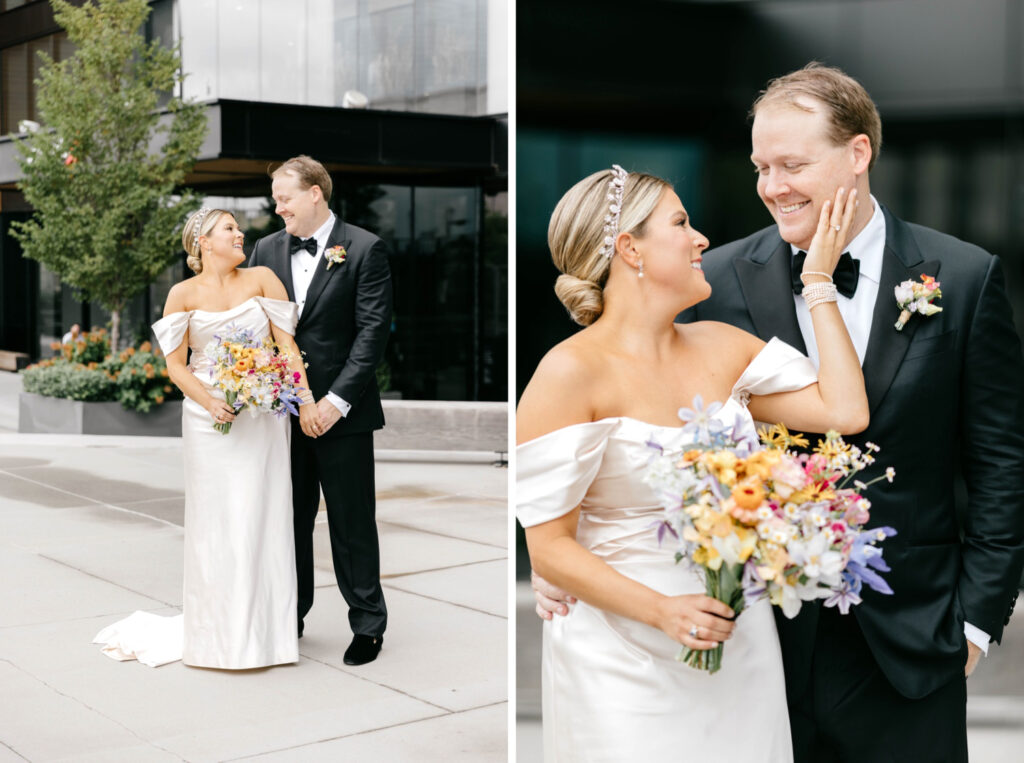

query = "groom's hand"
[[532, 570, 576, 620], [316, 398, 344, 433], [965, 641, 983, 677]]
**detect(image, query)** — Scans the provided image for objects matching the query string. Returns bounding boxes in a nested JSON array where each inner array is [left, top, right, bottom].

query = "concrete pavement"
[[0, 371, 508, 762]]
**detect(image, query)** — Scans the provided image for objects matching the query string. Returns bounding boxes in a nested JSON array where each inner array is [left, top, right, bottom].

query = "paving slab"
[[235, 702, 508, 762], [0, 547, 165, 628], [378, 495, 508, 548], [301, 587, 506, 713], [39, 527, 185, 607], [0, 661, 178, 763], [387, 559, 507, 617]]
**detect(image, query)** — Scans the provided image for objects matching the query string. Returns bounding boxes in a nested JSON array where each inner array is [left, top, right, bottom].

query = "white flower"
[[894, 284, 914, 303], [787, 533, 843, 586]]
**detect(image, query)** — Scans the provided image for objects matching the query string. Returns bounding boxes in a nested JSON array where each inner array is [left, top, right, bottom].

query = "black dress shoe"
[[344, 634, 383, 665]]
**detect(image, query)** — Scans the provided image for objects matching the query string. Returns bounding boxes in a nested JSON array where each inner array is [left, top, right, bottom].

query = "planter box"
[[18, 392, 182, 436], [376, 400, 506, 452]]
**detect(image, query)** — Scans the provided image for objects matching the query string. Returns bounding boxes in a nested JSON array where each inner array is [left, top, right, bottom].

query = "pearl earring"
[[638, 258, 644, 279]]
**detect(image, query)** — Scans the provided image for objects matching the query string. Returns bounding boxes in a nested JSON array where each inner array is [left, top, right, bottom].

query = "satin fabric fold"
[[516, 338, 815, 761]]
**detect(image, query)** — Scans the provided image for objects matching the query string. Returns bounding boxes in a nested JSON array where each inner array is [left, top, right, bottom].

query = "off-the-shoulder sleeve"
[[151, 312, 192, 356], [731, 337, 817, 404], [516, 420, 619, 528], [254, 296, 299, 336]]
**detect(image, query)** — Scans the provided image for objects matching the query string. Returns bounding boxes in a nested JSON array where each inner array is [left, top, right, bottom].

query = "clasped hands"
[[300, 397, 342, 439], [207, 395, 339, 438]]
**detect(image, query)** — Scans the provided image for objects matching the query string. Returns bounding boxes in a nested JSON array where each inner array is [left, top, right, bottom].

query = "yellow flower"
[[814, 432, 850, 462], [759, 423, 809, 450], [745, 449, 782, 480]]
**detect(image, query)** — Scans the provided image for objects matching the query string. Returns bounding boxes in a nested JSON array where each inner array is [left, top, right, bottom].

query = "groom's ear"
[[308, 184, 324, 204]]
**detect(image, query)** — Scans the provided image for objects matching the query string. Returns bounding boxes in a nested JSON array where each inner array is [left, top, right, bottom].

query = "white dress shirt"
[[791, 195, 989, 654], [289, 212, 351, 418]]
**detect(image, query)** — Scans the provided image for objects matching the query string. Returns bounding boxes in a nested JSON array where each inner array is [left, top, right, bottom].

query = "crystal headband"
[[191, 207, 212, 254], [600, 165, 628, 259]]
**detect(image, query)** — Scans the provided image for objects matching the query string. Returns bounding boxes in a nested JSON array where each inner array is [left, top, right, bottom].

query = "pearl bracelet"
[[298, 390, 314, 405], [802, 281, 838, 310], [800, 270, 833, 285]]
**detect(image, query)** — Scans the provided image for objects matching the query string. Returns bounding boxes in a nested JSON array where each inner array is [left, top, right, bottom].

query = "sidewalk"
[[0, 372, 507, 762]]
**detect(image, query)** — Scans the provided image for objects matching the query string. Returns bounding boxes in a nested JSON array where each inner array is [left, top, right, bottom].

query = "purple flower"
[[654, 519, 679, 546], [742, 560, 767, 606], [850, 526, 897, 572], [824, 580, 863, 614], [845, 560, 894, 595], [677, 395, 725, 445]]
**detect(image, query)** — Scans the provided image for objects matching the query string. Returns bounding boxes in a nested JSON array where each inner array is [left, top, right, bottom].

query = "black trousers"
[[790, 605, 967, 763], [291, 428, 387, 637]]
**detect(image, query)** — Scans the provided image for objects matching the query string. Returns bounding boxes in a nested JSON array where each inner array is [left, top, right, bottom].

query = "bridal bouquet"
[[643, 397, 896, 673], [202, 326, 305, 434]]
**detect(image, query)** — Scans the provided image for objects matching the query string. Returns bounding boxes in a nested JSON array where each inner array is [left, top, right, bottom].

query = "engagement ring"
[[833, 224, 841, 232], [689, 624, 699, 638]]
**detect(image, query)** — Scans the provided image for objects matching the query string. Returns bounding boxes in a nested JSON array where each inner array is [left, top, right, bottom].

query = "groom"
[[249, 154, 391, 665], [535, 64, 1024, 760]]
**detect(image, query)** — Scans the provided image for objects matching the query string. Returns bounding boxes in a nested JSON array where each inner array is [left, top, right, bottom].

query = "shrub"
[[23, 338, 181, 413], [49, 326, 110, 365], [22, 362, 116, 401], [104, 341, 180, 413]]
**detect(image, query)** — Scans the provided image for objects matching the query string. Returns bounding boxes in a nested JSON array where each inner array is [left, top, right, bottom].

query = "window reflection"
[[1, 31, 73, 135]]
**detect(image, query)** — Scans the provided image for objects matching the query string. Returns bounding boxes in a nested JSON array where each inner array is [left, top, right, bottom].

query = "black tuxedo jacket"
[[679, 205, 1024, 699], [248, 217, 393, 437]]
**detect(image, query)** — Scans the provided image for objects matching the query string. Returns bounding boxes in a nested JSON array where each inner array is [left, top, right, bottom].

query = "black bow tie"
[[288, 235, 318, 256], [791, 250, 860, 298]]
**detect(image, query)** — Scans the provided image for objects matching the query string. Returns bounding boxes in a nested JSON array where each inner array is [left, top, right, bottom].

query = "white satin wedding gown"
[[94, 296, 299, 669], [517, 339, 817, 762]]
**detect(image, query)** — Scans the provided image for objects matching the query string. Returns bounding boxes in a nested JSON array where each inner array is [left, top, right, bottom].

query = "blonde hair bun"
[[555, 274, 604, 326]]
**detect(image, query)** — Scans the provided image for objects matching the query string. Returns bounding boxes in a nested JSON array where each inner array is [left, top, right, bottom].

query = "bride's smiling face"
[[630, 190, 710, 302], [201, 214, 246, 268]]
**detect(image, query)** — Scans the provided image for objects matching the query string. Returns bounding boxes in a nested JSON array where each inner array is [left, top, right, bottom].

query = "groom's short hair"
[[750, 62, 883, 172], [271, 155, 333, 202]]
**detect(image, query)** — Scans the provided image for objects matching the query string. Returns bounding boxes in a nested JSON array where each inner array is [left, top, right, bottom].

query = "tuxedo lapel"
[[271, 234, 296, 302], [860, 207, 940, 414], [299, 217, 351, 327], [733, 238, 807, 353]]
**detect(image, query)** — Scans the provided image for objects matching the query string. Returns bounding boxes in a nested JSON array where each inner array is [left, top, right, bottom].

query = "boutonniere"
[[894, 274, 942, 331], [325, 245, 347, 270]]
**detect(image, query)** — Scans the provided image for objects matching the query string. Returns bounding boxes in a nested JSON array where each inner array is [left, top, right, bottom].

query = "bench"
[[0, 351, 30, 372]]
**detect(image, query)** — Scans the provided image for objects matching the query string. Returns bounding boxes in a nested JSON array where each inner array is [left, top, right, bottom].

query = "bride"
[[94, 207, 319, 669], [516, 166, 865, 761]]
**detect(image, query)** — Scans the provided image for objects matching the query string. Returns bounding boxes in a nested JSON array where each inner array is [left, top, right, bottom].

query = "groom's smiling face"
[[751, 98, 862, 251], [272, 170, 321, 238]]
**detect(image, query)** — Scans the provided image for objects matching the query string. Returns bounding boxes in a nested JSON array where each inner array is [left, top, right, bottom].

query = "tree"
[[12, 0, 206, 351]]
